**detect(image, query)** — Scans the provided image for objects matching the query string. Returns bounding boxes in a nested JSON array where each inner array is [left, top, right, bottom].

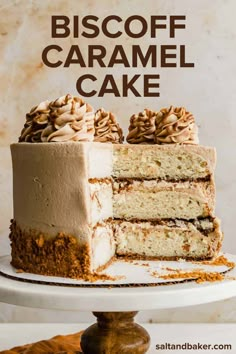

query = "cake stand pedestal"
[[81, 311, 150, 353], [0, 256, 236, 354]]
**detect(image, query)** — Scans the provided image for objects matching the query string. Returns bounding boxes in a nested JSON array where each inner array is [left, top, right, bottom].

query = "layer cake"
[[9, 95, 223, 279]]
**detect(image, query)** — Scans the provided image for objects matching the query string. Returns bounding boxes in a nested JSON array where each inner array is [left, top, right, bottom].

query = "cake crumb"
[[150, 271, 160, 278], [162, 267, 203, 273], [159, 270, 225, 283], [195, 272, 224, 283], [132, 262, 150, 267], [198, 255, 235, 269], [16, 269, 24, 273], [84, 273, 125, 283], [165, 267, 178, 272]]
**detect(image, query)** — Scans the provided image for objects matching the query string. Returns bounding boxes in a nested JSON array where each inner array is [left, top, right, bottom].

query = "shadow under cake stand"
[[0, 254, 236, 354]]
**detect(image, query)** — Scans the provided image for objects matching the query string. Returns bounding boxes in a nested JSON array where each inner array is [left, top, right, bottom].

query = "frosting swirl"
[[43, 94, 95, 142], [126, 109, 156, 144], [155, 106, 199, 144], [94, 108, 123, 143], [19, 94, 95, 142], [19, 100, 50, 142]]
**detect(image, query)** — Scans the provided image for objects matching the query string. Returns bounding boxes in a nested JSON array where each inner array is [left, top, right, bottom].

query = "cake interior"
[[114, 218, 222, 260]]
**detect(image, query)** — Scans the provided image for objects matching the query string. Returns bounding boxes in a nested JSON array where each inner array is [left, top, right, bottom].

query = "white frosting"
[[87, 142, 113, 178], [91, 225, 115, 270], [90, 182, 113, 223]]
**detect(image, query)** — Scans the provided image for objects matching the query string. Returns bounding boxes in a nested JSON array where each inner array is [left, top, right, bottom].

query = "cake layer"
[[113, 179, 215, 220], [114, 218, 223, 260], [113, 144, 216, 180], [10, 220, 115, 277]]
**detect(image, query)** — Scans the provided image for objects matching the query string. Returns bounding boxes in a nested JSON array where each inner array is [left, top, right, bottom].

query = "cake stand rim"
[[0, 253, 235, 312]]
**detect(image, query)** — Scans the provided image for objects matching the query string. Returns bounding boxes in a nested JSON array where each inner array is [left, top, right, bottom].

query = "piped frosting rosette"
[[19, 94, 95, 142], [19, 100, 51, 142], [42, 94, 95, 142], [126, 109, 156, 144], [94, 108, 123, 143], [155, 106, 199, 145]]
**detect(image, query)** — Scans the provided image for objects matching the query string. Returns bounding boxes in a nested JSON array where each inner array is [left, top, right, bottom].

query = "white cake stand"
[[0, 255, 236, 354]]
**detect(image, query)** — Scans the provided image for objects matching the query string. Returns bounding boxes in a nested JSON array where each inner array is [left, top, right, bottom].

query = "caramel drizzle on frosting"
[[155, 106, 199, 145], [94, 108, 124, 143], [19, 100, 51, 142], [19, 94, 95, 142], [20, 99, 199, 145], [126, 106, 199, 145], [126, 109, 156, 144]]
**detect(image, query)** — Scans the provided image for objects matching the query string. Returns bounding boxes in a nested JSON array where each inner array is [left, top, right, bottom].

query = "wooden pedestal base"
[[80, 311, 150, 354]]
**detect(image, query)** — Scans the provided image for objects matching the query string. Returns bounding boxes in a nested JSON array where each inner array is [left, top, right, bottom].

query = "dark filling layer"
[[113, 176, 211, 183], [88, 177, 211, 188], [112, 217, 215, 236]]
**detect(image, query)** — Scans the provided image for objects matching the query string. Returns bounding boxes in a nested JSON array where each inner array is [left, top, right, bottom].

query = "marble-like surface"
[[0, 0, 236, 322]]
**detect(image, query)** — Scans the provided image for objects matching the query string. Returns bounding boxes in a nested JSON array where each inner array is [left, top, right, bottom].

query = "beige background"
[[0, 0, 236, 322]]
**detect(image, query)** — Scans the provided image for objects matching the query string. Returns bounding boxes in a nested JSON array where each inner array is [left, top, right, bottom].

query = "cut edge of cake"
[[10, 141, 223, 279]]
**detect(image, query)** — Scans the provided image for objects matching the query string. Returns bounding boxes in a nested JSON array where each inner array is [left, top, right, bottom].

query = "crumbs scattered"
[[197, 255, 235, 269], [154, 255, 236, 284], [85, 273, 125, 283], [13, 255, 235, 286], [161, 267, 204, 273], [16, 269, 24, 273], [151, 271, 160, 278], [133, 262, 150, 267], [14, 267, 125, 283], [164, 267, 178, 272], [151, 270, 225, 284], [118, 257, 150, 267]]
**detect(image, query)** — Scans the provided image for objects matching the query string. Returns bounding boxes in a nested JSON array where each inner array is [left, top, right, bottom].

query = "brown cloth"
[[0, 331, 83, 354]]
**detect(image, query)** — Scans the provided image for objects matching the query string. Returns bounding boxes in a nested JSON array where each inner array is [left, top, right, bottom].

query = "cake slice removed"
[[114, 218, 223, 260]]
